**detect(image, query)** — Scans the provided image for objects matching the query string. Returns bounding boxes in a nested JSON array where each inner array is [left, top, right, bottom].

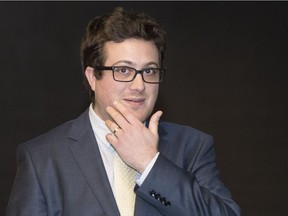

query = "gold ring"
[[113, 126, 120, 134]]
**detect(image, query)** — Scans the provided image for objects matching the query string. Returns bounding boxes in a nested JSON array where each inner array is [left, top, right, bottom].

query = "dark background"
[[1, 1, 287, 215]]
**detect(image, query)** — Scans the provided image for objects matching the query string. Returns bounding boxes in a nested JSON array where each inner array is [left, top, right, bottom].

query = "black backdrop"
[[1, 2, 287, 215]]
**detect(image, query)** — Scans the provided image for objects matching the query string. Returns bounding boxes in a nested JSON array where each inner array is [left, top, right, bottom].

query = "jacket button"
[[150, 190, 156, 197], [155, 193, 161, 200], [160, 197, 166, 204], [165, 201, 171, 207]]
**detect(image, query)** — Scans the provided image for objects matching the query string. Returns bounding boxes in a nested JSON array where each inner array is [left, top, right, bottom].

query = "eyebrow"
[[112, 60, 159, 68]]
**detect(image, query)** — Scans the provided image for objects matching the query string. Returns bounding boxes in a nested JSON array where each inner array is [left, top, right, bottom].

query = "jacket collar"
[[68, 109, 120, 216]]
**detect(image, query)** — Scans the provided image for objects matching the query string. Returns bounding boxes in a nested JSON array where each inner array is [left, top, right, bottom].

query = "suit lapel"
[[68, 110, 120, 216]]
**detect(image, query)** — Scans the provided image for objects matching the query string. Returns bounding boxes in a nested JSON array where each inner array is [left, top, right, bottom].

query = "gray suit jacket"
[[6, 109, 240, 216]]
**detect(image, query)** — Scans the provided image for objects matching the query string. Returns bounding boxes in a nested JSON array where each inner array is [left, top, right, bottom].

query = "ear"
[[85, 66, 96, 91]]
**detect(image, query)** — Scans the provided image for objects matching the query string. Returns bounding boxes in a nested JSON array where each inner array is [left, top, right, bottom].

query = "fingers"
[[104, 102, 162, 172], [106, 133, 118, 146], [106, 107, 130, 131], [105, 119, 122, 146], [112, 126, 120, 134], [105, 119, 122, 135], [112, 101, 137, 124], [148, 110, 163, 135], [105, 100, 163, 136], [106, 101, 140, 129]]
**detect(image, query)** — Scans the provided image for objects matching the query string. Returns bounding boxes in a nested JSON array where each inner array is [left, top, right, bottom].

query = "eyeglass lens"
[[113, 66, 162, 83]]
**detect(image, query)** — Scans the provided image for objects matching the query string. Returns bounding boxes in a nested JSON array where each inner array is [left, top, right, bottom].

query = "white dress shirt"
[[88, 104, 159, 193]]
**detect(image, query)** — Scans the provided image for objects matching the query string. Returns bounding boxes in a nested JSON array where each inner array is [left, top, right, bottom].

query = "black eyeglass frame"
[[95, 66, 165, 84]]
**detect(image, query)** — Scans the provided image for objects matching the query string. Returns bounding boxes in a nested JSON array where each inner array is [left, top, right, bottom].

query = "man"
[[6, 7, 240, 216]]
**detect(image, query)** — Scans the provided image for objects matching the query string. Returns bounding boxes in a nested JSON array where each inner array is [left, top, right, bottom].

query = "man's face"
[[87, 38, 160, 122]]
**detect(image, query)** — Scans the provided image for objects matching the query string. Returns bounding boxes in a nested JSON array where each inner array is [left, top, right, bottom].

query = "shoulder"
[[18, 120, 73, 155], [157, 121, 216, 168], [159, 121, 213, 142], [19, 109, 90, 152], [158, 121, 214, 154]]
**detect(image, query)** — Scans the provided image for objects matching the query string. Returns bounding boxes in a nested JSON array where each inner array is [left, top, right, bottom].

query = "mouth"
[[123, 98, 146, 107]]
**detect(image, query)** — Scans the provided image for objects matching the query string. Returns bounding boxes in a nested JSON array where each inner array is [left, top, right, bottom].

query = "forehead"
[[103, 38, 159, 66]]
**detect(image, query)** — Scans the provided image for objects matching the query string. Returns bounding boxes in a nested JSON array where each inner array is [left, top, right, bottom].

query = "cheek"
[[98, 88, 116, 104], [144, 86, 159, 114], [149, 86, 159, 101], [99, 82, 126, 104]]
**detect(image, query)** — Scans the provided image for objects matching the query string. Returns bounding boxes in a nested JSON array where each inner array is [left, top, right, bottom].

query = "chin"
[[128, 106, 153, 122], [139, 112, 152, 123]]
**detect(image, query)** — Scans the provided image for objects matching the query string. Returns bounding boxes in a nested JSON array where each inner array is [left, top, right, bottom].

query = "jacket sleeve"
[[135, 133, 241, 216], [6, 143, 47, 216]]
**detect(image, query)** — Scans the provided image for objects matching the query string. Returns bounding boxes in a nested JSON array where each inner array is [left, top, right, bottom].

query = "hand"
[[105, 101, 163, 174]]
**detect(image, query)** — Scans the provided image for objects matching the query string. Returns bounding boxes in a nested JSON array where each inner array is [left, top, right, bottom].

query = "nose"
[[129, 74, 145, 92]]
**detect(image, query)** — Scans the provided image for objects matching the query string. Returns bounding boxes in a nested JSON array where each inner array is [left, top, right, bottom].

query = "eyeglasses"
[[95, 66, 165, 84]]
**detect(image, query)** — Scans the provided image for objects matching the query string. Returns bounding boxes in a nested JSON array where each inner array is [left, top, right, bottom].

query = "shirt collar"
[[88, 103, 112, 148]]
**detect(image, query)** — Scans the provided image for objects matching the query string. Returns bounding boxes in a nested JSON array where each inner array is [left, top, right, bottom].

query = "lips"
[[123, 98, 145, 106]]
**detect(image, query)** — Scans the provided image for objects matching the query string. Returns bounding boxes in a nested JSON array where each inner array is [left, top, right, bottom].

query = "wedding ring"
[[113, 126, 120, 134]]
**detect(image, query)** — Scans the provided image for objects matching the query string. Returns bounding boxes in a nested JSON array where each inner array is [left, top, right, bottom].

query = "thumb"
[[148, 110, 163, 135]]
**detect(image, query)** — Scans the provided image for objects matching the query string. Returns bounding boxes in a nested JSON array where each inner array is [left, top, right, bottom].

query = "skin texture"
[[85, 38, 163, 173]]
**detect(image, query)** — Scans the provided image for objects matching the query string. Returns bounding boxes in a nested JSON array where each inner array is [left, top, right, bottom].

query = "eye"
[[114, 66, 133, 74], [143, 68, 158, 75]]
